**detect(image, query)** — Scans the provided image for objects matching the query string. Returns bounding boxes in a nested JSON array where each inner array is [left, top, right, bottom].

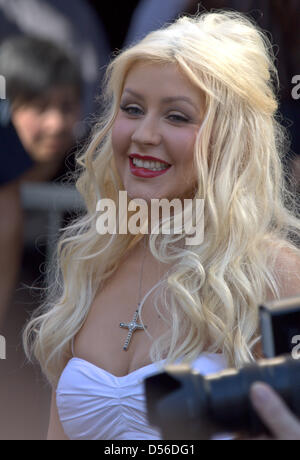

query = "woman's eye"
[[120, 105, 189, 123], [120, 105, 142, 115], [168, 114, 189, 123]]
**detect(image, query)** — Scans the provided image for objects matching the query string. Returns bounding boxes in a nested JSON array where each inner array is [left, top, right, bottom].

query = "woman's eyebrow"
[[123, 88, 198, 111]]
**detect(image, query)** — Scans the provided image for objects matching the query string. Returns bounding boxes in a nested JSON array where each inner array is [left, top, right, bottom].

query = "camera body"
[[145, 295, 300, 440], [260, 296, 300, 359]]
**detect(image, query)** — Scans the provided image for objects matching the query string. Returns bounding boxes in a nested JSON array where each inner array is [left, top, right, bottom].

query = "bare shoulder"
[[270, 245, 300, 299]]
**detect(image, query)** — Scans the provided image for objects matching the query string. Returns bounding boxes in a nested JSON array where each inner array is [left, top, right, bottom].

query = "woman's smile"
[[129, 153, 172, 178]]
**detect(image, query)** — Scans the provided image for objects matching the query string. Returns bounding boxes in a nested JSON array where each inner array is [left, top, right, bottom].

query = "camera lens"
[[145, 356, 300, 439]]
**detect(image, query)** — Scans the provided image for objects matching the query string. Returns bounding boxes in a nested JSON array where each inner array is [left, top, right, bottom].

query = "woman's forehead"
[[122, 61, 203, 104], [124, 61, 180, 81]]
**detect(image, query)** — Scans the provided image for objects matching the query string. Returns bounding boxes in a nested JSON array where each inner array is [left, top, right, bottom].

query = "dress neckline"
[[66, 357, 165, 379], [64, 352, 226, 380]]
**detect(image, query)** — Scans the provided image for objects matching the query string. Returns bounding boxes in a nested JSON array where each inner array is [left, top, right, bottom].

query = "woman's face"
[[112, 62, 204, 202]]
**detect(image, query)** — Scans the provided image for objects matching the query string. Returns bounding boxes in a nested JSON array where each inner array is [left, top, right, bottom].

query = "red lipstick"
[[129, 154, 171, 166]]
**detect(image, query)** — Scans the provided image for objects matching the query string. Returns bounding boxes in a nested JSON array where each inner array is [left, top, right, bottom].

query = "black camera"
[[144, 296, 300, 440]]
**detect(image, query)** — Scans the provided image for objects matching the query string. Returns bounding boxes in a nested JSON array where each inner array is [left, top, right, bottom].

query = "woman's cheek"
[[112, 118, 131, 157]]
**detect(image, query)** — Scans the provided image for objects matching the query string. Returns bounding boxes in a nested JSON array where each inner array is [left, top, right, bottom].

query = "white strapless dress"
[[56, 352, 229, 440]]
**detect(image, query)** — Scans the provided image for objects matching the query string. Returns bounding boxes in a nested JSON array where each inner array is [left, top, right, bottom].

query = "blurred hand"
[[249, 382, 300, 440]]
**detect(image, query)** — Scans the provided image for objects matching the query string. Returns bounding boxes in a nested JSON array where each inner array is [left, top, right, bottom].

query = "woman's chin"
[[125, 187, 165, 203]]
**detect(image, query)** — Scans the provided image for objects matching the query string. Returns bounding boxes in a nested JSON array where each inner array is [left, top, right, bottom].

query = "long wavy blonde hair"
[[23, 11, 300, 387]]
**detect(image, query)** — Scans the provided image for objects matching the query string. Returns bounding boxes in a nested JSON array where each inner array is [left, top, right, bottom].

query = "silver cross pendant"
[[120, 308, 147, 351]]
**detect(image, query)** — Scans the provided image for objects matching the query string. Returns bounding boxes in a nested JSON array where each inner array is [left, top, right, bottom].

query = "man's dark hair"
[[0, 35, 82, 105]]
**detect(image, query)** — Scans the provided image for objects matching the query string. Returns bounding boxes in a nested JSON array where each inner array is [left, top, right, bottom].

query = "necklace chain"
[[137, 237, 147, 307], [119, 237, 148, 351]]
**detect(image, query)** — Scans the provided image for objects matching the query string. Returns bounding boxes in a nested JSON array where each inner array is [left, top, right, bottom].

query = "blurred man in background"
[[0, 35, 82, 183], [0, 0, 110, 124], [0, 35, 82, 327]]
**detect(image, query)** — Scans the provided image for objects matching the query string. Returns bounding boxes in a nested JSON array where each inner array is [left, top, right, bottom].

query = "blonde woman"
[[23, 11, 300, 440]]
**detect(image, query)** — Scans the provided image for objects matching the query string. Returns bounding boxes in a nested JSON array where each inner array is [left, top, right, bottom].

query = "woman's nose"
[[131, 115, 161, 146]]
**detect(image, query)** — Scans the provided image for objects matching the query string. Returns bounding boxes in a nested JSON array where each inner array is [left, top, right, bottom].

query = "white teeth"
[[131, 157, 169, 171]]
